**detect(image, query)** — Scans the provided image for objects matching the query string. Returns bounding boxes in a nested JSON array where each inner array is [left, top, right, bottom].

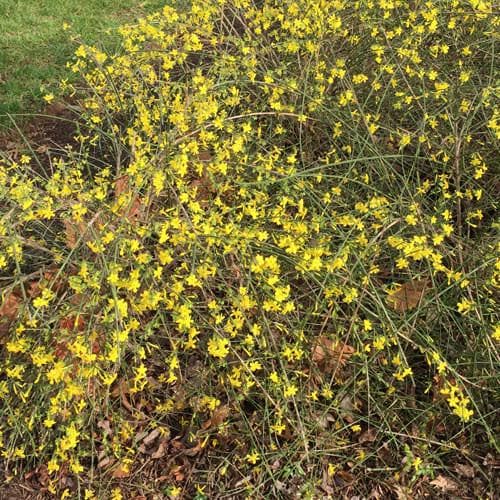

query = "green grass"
[[0, 0, 167, 123]]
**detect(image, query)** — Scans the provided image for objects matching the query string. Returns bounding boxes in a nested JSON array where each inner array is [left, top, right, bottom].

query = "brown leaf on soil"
[[151, 439, 168, 459], [59, 315, 85, 332], [197, 150, 212, 163], [97, 419, 113, 437], [170, 465, 185, 482], [98, 456, 113, 469], [111, 464, 131, 478], [182, 440, 203, 457], [110, 378, 129, 398], [387, 278, 429, 312], [430, 474, 459, 492], [114, 175, 146, 224], [43, 268, 67, 292], [115, 175, 130, 199], [64, 220, 85, 249], [54, 342, 69, 360], [0, 293, 21, 320], [455, 463, 475, 478], [28, 280, 42, 298], [143, 428, 161, 445], [358, 427, 377, 444], [125, 195, 145, 223], [335, 470, 354, 485], [312, 336, 355, 373], [202, 404, 230, 430]]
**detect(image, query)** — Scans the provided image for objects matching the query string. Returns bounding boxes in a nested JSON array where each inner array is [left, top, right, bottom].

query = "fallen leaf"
[[115, 175, 130, 199], [387, 279, 429, 312], [312, 336, 355, 373], [91, 339, 101, 354], [54, 342, 68, 360], [97, 420, 113, 437], [339, 395, 355, 423], [197, 150, 212, 163], [59, 315, 85, 332], [151, 439, 168, 459], [28, 280, 42, 298], [170, 465, 185, 482], [455, 463, 475, 478], [64, 220, 86, 249], [98, 456, 113, 469], [111, 464, 131, 478], [143, 428, 161, 445], [358, 427, 377, 444], [182, 440, 203, 457], [335, 470, 354, 485], [0, 293, 21, 320], [125, 195, 144, 222], [114, 175, 145, 224], [202, 404, 230, 430], [430, 474, 459, 492]]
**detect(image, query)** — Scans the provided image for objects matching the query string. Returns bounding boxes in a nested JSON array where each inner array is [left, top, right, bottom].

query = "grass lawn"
[[0, 0, 167, 123]]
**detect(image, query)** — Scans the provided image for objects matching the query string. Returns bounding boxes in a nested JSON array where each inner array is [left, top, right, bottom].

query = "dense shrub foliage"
[[1, 0, 498, 497]]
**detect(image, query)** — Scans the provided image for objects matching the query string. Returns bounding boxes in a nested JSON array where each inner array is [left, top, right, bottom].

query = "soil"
[[0, 100, 79, 166]]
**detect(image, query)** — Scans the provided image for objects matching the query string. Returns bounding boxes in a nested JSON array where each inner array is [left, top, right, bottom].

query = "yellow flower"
[[283, 383, 298, 398], [47, 459, 60, 474], [245, 451, 260, 464], [33, 288, 55, 308], [111, 488, 123, 500], [457, 298, 473, 315], [207, 336, 230, 359], [46, 361, 66, 384], [59, 424, 80, 451], [492, 324, 500, 342]]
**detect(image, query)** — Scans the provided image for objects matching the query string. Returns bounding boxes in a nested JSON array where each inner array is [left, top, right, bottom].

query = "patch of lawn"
[[0, 0, 167, 123]]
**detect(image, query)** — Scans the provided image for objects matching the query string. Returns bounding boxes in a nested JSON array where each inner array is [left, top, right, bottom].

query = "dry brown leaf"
[[202, 404, 230, 430], [98, 456, 113, 469], [197, 150, 212, 163], [335, 470, 354, 485], [430, 474, 459, 492], [143, 428, 161, 445], [0, 293, 21, 320], [312, 336, 355, 373], [54, 342, 69, 360], [125, 195, 145, 223], [110, 378, 129, 398], [28, 280, 42, 298], [111, 464, 131, 478], [115, 175, 130, 199], [114, 175, 146, 224], [97, 420, 113, 437], [182, 440, 203, 457], [358, 427, 377, 444], [151, 439, 168, 459], [455, 463, 475, 478], [387, 278, 429, 312], [170, 465, 185, 482], [59, 315, 85, 332], [64, 220, 87, 249]]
